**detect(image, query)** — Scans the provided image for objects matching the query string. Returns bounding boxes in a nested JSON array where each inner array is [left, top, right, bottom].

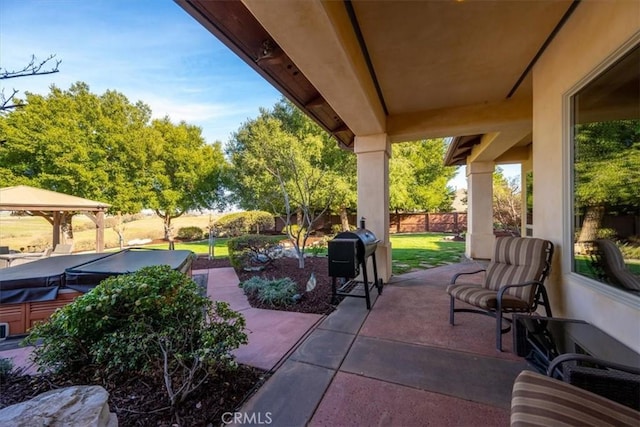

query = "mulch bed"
[[193, 255, 336, 315], [1, 254, 335, 425], [0, 365, 266, 426]]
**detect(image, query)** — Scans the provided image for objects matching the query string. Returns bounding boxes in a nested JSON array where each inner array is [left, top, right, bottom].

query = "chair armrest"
[[450, 269, 486, 285], [547, 353, 640, 379], [497, 280, 542, 299]]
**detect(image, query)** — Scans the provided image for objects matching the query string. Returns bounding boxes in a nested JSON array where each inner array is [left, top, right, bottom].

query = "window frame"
[[562, 35, 640, 309]]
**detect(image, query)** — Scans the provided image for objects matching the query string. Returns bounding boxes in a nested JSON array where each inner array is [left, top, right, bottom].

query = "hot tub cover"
[[0, 249, 195, 304]]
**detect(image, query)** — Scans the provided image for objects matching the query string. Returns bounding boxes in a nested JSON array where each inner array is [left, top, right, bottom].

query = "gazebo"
[[0, 185, 111, 252]]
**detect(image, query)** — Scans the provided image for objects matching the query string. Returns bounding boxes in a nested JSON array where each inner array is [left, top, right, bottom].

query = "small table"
[[513, 315, 640, 374]]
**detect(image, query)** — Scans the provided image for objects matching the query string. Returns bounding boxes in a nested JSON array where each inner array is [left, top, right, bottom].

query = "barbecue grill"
[[328, 218, 383, 309]]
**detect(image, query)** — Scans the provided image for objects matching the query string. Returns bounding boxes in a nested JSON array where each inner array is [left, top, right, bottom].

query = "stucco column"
[[355, 133, 391, 282], [465, 161, 495, 259]]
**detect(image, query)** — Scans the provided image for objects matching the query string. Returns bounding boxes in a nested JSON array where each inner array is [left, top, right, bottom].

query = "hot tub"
[[0, 248, 195, 336]]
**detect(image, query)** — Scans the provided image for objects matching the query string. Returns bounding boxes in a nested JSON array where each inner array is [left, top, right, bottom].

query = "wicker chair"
[[547, 353, 640, 411], [447, 236, 554, 351]]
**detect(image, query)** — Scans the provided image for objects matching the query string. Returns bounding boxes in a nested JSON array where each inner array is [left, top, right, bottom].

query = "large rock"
[[0, 385, 118, 426]]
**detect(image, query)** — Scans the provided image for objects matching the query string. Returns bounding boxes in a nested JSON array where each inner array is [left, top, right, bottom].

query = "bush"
[[227, 234, 282, 270], [596, 228, 617, 240], [619, 242, 640, 260], [0, 357, 14, 381], [216, 211, 275, 237], [177, 226, 204, 241], [25, 266, 247, 406], [239, 276, 297, 307]]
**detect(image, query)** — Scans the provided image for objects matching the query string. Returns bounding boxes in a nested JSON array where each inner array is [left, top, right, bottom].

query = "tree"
[[574, 119, 640, 243], [0, 82, 154, 240], [271, 99, 357, 231], [1, 54, 61, 111], [389, 139, 456, 231], [227, 105, 338, 268], [0, 83, 227, 245], [493, 167, 522, 234], [147, 117, 227, 244], [229, 98, 357, 232]]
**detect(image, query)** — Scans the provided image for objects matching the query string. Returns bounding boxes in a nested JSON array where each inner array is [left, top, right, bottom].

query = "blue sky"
[[0, 0, 518, 189], [0, 0, 281, 144]]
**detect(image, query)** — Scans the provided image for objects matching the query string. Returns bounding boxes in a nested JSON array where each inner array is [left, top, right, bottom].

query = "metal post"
[[208, 228, 215, 260]]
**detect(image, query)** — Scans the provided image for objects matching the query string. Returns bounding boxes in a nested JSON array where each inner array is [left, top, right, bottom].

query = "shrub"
[[227, 234, 282, 270], [619, 242, 640, 260], [216, 211, 275, 237], [177, 226, 204, 241], [0, 357, 14, 381], [239, 276, 297, 307], [26, 265, 247, 406], [596, 228, 617, 240]]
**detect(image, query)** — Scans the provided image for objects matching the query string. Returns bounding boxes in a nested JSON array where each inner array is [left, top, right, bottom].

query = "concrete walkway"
[[198, 267, 323, 372]]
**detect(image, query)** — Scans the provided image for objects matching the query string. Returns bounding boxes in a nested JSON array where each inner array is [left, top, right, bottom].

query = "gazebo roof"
[[0, 185, 111, 212]]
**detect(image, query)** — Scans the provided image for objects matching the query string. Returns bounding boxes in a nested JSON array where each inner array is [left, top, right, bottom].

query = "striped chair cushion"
[[511, 370, 640, 427], [446, 284, 530, 310], [486, 237, 550, 303]]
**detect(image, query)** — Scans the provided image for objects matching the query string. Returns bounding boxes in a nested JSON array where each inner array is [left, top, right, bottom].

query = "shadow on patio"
[[236, 260, 531, 426]]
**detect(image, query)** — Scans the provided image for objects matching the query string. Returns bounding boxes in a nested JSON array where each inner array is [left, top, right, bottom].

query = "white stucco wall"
[[532, 1, 639, 351]]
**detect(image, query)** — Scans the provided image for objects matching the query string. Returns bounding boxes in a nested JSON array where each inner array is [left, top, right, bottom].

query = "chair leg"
[[449, 296, 455, 325], [496, 299, 503, 352], [539, 287, 553, 318], [496, 312, 503, 352]]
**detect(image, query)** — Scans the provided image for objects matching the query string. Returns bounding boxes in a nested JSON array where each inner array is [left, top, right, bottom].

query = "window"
[[571, 45, 639, 294]]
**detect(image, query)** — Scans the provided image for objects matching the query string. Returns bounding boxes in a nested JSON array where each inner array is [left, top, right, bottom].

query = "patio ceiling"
[[176, 0, 576, 159]]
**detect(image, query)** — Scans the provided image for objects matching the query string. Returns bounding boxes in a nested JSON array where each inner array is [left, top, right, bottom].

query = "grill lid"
[[334, 228, 377, 246]]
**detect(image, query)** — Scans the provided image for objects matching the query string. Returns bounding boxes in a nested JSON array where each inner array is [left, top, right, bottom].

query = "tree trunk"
[[115, 212, 125, 249], [60, 212, 74, 244], [163, 216, 175, 250], [340, 206, 350, 232], [396, 208, 401, 234], [296, 207, 303, 229], [578, 205, 605, 243]]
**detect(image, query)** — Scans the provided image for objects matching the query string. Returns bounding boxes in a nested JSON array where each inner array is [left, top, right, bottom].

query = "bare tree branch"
[[0, 54, 61, 112], [0, 54, 61, 80]]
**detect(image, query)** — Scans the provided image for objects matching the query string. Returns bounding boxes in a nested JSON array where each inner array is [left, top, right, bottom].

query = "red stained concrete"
[[200, 266, 324, 371], [309, 372, 510, 426], [360, 283, 520, 360]]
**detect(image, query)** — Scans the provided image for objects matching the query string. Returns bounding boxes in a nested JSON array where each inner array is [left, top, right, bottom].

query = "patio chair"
[[51, 243, 74, 256], [447, 236, 554, 351], [9, 247, 52, 266], [511, 369, 640, 426], [590, 239, 640, 292]]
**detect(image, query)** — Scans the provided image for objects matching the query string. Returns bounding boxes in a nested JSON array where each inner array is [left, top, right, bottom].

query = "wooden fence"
[[274, 212, 467, 234]]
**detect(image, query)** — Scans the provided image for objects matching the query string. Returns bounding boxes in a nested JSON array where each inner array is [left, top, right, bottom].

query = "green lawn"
[[146, 238, 232, 258], [390, 233, 465, 274], [146, 232, 465, 275], [574, 254, 640, 279]]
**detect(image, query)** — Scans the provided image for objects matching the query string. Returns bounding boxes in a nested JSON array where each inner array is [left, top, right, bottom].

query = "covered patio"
[[177, 0, 640, 354], [0, 185, 110, 253]]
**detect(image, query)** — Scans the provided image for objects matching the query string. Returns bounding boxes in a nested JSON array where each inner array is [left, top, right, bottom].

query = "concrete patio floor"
[[236, 260, 531, 426], [0, 261, 533, 426]]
